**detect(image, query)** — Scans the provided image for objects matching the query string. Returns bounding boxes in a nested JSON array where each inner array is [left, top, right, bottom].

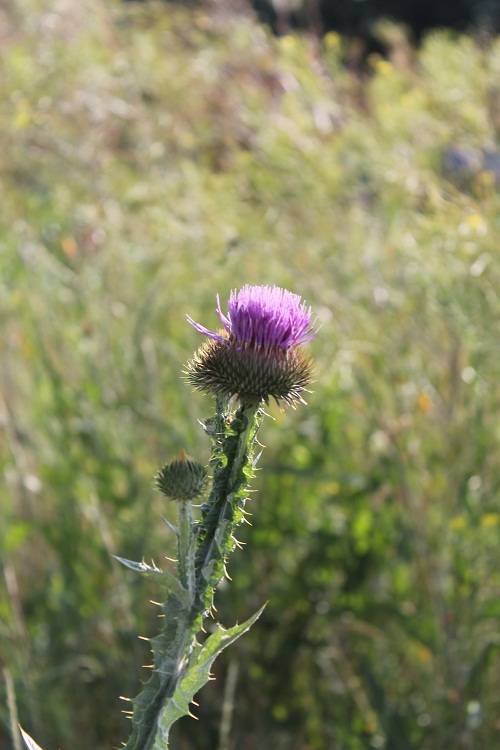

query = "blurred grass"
[[1, 1, 500, 748]]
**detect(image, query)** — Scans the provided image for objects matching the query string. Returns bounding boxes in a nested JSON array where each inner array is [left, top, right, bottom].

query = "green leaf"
[[114, 556, 186, 598], [154, 604, 266, 749]]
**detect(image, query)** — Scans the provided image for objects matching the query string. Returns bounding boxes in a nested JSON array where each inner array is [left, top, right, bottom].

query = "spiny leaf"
[[114, 556, 186, 597], [154, 604, 266, 748], [123, 593, 195, 750]]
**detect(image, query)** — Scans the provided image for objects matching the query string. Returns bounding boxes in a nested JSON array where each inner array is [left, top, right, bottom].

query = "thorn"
[[119, 696, 132, 702], [253, 450, 263, 468], [142, 664, 154, 669], [187, 710, 199, 720], [162, 516, 179, 535], [138, 636, 150, 642], [150, 600, 162, 606], [192, 700, 200, 707]]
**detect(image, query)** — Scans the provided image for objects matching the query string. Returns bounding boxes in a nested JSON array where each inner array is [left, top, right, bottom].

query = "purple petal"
[[188, 285, 318, 350], [215, 294, 231, 330], [227, 285, 316, 349], [186, 315, 226, 343]]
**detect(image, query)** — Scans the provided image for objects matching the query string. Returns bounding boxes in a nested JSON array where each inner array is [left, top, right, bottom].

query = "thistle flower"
[[186, 285, 317, 406], [155, 450, 208, 502]]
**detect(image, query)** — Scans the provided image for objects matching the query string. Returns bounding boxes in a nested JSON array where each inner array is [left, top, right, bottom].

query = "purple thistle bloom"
[[186, 284, 316, 406], [187, 285, 317, 350], [186, 285, 317, 407]]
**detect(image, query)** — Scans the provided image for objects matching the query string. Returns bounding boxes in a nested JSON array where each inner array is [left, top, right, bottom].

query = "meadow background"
[[1, 1, 500, 748]]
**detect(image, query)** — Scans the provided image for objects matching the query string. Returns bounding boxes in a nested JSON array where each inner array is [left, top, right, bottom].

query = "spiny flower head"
[[155, 450, 208, 502], [186, 285, 318, 406]]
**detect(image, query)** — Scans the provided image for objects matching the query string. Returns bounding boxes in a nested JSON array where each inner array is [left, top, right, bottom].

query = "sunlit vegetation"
[[1, 2, 500, 748]]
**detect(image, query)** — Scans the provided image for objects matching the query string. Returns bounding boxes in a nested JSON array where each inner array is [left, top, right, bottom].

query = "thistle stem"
[[123, 397, 263, 750], [177, 500, 194, 600], [193, 398, 262, 617]]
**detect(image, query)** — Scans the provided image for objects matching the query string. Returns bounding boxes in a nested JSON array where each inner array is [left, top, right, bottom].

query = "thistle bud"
[[186, 285, 318, 406], [155, 450, 208, 502]]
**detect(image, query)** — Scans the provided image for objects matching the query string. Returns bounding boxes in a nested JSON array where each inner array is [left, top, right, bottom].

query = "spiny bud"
[[155, 450, 208, 502], [186, 337, 313, 406], [185, 285, 318, 406]]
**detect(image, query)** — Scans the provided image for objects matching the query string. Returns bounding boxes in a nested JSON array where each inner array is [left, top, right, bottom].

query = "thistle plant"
[[20, 285, 317, 750]]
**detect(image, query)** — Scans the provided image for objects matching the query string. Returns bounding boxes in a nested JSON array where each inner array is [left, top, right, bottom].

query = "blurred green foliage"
[[1, 1, 500, 749]]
